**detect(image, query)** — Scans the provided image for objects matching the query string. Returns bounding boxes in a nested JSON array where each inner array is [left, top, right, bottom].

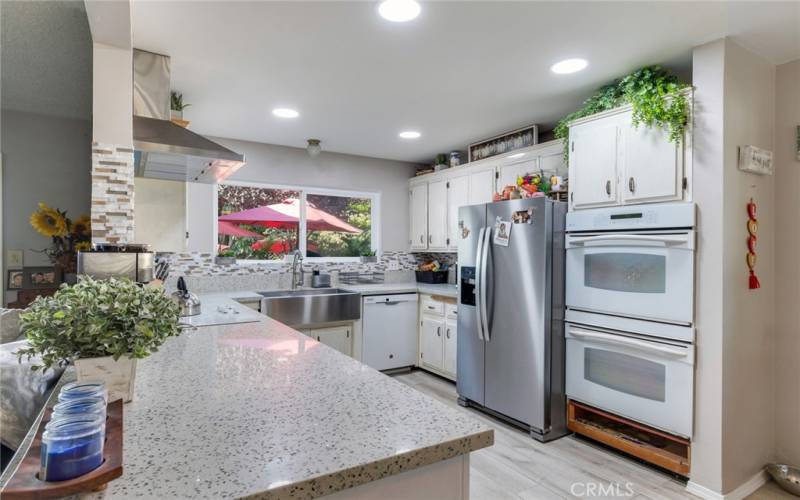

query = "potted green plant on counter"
[[359, 249, 377, 263], [15, 277, 182, 402], [215, 249, 237, 266]]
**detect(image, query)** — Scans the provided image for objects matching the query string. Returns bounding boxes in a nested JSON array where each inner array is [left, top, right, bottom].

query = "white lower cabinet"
[[417, 295, 457, 380], [304, 325, 352, 357]]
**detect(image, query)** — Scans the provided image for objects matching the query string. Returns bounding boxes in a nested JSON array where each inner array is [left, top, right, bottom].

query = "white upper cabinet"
[[468, 167, 495, 205], [497, 158, 539, 190], [569, 119, 620, 209], [568, 98, 691, 211], [409, 182, 428, 250], [427, 180, 448, 250], [447, 175, 470, 251], [619, 110, 684, 204]]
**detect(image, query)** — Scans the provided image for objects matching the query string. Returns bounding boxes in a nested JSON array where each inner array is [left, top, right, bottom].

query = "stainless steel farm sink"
[[258, 288, 361, 327]]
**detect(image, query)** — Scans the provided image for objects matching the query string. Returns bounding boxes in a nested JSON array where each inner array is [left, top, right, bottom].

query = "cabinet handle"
[[628, 177, 636, 193], [428, 234, 433, 244], [446, 328, 451, 339], [427, 305, 436, 310], [420, 235, 424, 244], [437, 326, 441, 337], [605, 180, 612, 196], [346, 330, 350, 338]]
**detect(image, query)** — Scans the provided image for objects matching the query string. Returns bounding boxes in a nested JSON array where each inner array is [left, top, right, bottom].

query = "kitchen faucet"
[[291, 250, 304, 289]]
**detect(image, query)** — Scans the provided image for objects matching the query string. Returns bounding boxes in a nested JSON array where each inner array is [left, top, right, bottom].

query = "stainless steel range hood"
[[133, 49, 245, 183]]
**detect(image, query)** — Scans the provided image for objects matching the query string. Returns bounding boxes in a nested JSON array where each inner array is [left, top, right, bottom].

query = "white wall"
[[773, 59, 800, 467], [92, 42, 132, 146], [690, 39, 727, 494], [720, 40, 776, 493], [690, 38, 781, 497], [204, 138, 419, 252], [133, 177, 186, 252]]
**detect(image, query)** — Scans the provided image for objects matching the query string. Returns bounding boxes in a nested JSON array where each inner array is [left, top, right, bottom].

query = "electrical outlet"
[[387, 261, 400, 271]]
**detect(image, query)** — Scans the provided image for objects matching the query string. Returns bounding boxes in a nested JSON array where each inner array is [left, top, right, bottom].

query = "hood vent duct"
[[132, 49, 245, 183]]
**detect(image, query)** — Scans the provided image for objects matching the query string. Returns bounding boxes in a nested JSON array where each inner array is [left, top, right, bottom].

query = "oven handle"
[[566, 233, 693, 249], [567, 327, 690, 358]]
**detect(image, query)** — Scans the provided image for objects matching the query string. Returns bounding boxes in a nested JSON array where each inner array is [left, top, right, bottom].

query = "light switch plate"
[[6, 250, 23, 269]]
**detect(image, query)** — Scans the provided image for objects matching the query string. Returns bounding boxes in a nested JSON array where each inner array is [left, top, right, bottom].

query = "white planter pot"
[[73, 355, 137, 403]]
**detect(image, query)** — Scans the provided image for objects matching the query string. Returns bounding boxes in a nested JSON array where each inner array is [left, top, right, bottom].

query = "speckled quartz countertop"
[[75, 299, 491, 499]]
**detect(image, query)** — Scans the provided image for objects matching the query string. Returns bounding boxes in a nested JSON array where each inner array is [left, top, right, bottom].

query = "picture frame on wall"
[[468, 125, 538, 163], [21, 267, 61, 289], [7, 270, 24, 290]]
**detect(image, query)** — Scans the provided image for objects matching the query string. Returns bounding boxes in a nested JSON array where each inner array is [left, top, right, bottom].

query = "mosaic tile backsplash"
[[91, 142, 135, 245], [161, 251, 421, 293]]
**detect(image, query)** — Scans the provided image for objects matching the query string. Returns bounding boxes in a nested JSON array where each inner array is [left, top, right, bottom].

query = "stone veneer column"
[[91, 142, 135, 244]]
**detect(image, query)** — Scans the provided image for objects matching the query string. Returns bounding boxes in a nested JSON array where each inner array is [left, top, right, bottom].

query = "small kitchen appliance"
[[171, 277, 201, 316], [77, 244, 155, 283]]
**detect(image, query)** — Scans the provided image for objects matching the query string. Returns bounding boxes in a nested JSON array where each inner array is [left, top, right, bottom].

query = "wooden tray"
[[567, 399, 690, 476], [1, 400, 124, 499]]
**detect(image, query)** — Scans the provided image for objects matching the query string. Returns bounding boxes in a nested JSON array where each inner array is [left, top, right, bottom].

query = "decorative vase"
[[73, 355, 137, 403], [359, 256, 377, 263], [170, 109, 183, 120]]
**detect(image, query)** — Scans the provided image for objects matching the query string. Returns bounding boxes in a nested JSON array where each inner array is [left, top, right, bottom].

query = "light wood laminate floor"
[[394, 370, 786, 500]]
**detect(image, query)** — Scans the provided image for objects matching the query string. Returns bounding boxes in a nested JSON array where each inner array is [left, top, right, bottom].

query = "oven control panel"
[[566, 202, 695, 232]]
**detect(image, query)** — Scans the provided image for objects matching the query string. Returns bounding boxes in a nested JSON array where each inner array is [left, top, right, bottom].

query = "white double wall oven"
[[564, 203, 696, 438]]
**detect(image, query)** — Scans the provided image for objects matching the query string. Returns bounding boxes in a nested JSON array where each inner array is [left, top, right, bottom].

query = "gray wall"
[[1, 110, 92, 300], [209, 137, 419, 252]]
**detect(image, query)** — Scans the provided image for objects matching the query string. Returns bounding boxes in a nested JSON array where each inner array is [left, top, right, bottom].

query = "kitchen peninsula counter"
[[56, 299, 491, 499]]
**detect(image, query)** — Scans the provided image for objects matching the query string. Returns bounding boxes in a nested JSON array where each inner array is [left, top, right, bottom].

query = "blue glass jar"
[[58, 381, 107, 404], [40, 416, 105, 481], [51, 397, 107, 421]]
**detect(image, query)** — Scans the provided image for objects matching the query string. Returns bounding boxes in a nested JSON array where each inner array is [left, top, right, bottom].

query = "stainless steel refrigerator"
[[456, 197, 568, 442]]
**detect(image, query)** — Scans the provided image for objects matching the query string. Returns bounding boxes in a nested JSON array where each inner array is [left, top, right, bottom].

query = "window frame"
[[216, 180, 380, 264]]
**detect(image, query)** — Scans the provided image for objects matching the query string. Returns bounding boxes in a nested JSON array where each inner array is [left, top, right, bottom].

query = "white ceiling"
[[1, 1, 92, 119], [132, 1, 800, 163]]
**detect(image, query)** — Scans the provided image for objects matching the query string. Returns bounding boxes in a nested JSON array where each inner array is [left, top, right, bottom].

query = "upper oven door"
[[566, 231, 694, 324]]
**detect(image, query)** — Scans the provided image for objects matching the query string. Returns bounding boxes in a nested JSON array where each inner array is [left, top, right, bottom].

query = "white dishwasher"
[[362, 293, 418, 371]]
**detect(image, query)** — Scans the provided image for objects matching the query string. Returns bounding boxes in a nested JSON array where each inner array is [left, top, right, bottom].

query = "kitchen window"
[[216, 182, 378, 262]]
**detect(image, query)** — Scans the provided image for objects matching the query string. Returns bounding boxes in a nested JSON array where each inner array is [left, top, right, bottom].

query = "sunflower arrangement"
[[30, 203, 92, 274]]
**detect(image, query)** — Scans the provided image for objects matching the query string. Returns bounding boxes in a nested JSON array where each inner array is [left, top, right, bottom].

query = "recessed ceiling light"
[[507, 153, 525, 159], [399, 130, 421, 139], [378, 0, 421, 22], [272, 108, 299, 118], [550, 58, 588, 75]]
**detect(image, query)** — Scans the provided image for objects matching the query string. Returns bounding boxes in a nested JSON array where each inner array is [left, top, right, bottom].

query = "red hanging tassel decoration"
[[749, 270, 760, 289], [746, 198, 760, 290]]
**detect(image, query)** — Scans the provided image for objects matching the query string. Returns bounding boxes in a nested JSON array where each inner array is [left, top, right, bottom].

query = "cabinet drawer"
[[445, 303, 458, 320], [421, 297, 444, 315]]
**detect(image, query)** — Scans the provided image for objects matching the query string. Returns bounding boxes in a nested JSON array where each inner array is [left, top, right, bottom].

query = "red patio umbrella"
[[218, 199, 361, 234], [218, 205, 298, 228], [266, 199, 361, 233], [218, 220, 264, 238]]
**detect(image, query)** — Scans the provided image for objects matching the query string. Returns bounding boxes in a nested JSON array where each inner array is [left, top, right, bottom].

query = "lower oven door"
[[566, 231, 694, 324], [565, 323, 694, 438]]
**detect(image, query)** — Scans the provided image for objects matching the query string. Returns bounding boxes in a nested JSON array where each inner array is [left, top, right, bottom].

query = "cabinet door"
[[497, 158, 539, 191], [621, 112, 683, 204], [569, 121, 619, 209], [409, 183, 428, 250], [427, 180, 448, 250], [443, 318, 457, 376], [447, 175, 470, 251], [469, 168, 495, 205], [313, 326, 352, 357], [419, 315, 444, 370]]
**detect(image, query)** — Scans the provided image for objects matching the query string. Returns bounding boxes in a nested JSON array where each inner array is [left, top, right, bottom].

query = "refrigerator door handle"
[[479, 226, 491, 342], [474, 227, 486, 341]]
